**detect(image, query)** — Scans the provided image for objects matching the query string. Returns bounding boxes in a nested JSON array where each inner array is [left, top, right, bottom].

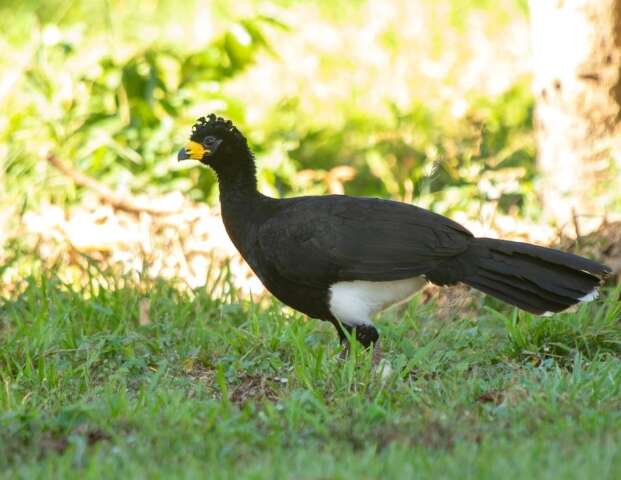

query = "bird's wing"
[[257, 195, 473, 287]]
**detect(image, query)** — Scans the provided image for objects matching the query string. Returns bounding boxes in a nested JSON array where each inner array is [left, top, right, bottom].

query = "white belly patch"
[[328, 277, 426, 327]]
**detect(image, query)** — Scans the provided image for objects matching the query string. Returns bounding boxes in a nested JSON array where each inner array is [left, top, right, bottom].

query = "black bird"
[[178, 114, 611, 359]]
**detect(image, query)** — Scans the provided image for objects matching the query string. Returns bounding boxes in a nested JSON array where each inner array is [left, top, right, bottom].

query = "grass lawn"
[[1, 271, 620, 479]]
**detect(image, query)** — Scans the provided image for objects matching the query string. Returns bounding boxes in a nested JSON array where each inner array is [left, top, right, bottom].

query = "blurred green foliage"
[[1, 0, 536, 219], [261, 85, 535, 218], [1, 6, 283, 205]]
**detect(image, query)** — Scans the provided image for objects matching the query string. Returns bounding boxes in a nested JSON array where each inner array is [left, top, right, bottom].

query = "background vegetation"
[[1, 0, 620, 478], [1, 0, 537, 217]]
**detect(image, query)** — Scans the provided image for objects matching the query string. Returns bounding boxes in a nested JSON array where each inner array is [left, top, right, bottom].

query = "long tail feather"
[[460, 238, 611, 314]]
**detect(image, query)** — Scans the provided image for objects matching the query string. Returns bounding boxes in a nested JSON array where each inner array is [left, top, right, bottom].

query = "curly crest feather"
[[190, 114, 247, 146]]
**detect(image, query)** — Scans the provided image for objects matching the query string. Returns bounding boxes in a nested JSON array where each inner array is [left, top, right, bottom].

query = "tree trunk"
[[529, 0, 621, 227]]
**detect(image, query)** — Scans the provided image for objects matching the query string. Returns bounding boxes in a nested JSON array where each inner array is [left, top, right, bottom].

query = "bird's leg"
[[356, 326, 390, 375], [372, 340, 383, 366], [335, 322, 353, 359], [354, 325, 381, 366], [334, 322, 381, 365]]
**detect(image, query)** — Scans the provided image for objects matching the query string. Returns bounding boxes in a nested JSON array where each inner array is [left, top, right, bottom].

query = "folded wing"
[[258, 195, 473, 288]]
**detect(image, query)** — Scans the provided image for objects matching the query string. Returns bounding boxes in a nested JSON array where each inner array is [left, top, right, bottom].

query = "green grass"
[[1, 271, 620, 479]]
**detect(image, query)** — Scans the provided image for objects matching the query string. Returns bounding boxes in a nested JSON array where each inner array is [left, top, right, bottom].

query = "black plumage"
[[178, 114, 611, 353]]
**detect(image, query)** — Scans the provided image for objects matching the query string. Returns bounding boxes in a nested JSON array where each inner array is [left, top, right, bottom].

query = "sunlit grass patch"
[[497, 285, 621, 365], [1, 268, 619, 476]]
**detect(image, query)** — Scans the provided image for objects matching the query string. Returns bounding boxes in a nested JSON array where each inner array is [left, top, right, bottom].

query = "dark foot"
[[354, 325, 379, 348], [334, 322, 380, 361]]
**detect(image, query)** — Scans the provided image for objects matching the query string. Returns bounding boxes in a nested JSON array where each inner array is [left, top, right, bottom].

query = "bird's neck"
[[216, 150, 259, 204], [218, 170, 257, 202], [216, 151, 264, 249]]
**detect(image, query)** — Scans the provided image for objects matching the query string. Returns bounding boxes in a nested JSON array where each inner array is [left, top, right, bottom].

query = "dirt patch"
[[229, 374, 281, 405], [38, 434, 69, 455], [183, 361, 216, 383], [476, 384, 529, 407], [38, 425, 110, 456], [182, 362, 284, 405], [375, 420, 456, 451], [413, 420, 456, 450], [331, 418, 457, 453], [476, 389, 505, 405]]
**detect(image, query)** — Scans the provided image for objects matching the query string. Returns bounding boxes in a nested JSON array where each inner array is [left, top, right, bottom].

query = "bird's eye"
[[203, 136, 216, 147]]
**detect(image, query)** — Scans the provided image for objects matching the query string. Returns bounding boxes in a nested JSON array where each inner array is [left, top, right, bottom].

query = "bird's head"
[[177, 114, 248, 169]]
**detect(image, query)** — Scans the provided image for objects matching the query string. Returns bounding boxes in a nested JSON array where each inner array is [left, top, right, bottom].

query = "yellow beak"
[[178, 141, 207, 161]]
